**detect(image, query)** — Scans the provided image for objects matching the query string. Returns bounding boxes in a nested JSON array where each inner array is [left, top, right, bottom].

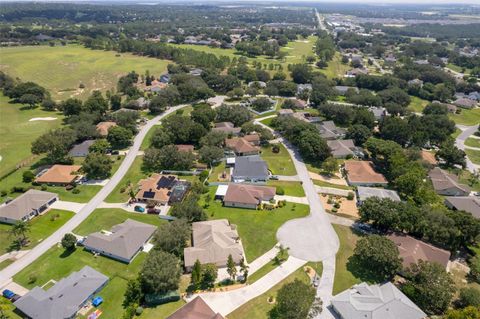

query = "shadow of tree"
[[59, 247, 76, 258], [346, 254, 387, 284]]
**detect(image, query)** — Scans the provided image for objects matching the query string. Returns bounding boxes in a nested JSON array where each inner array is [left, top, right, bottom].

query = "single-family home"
[[83, 219, 156, 263], [136, 97, 150, 109], [212, 122, 241, 135], [334, 86, 359, 95], [14, 266, 109, 319], [344, 160, 388, 186], [331, 282, 426, 319], [225, 137, 259, 156], [184, 219, 244, 271], [189, 68, 203, 77], [278, 109, 294, 117], [243, 134, 261, 146], [388, 233, 451, 270], [445, 196, 480, 219], [0, 189, 58, 224], [356, 186, 400, 204], [232, 155, 269, 183], [428, 167, 470, 196], [175, 144, 195, 153], [369, 107, 387, 120], [35, 165, 82, 186], [407, 79, 424, 87], [327, 139, 357, 158], [316, 121, 346, 140], [223, 184, 276, 209], [166, 296, 225, 319], [136, 174, 177, 205], [414, 59, 429, 65], [420, 150, 437, 166], [248, 81, 267, 88], [345, 68, 368, 77], [453, 97, 477, 109], [68, 140, 95, 157], [96, 121, 117, 137]]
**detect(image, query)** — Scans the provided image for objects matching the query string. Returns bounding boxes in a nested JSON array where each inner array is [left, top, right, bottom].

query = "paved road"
[[455, 124, 480, 173], [0, 105, 185, 287]]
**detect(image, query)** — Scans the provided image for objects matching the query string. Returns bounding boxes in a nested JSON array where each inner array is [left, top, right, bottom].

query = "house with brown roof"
[[167, 296, 224, 319], [0, 190, 58, 224], [35, 165, 82, 186], [212, 122, 241, 135], [453, 97, 477, 109], [135, 174, 177, 205], [184, 219, 244, 271], [176, 144, 195, 152], [223, 184, 276, 209], [420, 150, 437, 166], [225, 137, 259, 156], [428, 167, 470, 196], [388, 233, 451, 270], [96, 121, 117, 136], [243, 134, 260, 146], [344, 161, 388, 186]]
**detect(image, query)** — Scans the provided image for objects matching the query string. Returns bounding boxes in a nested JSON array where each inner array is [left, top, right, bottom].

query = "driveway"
[[50, 200, 86, 213], [455, 124, 480, 173]]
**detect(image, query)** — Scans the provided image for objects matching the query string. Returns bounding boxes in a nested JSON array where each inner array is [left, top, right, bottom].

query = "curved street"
[[455, 124, 480, 173]]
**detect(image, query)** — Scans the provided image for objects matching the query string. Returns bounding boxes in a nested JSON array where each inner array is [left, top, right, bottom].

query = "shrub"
[[333, 202, 340, 209], [65, 184, 74, 191], [135, 307, 144, 316], [40, 184, 48, 191], [457, 287, 480, 308], [327, 197, 333, 204], [276, 187, 285, 195], [331, 208, 338, 213], [347, 192, 354, 200], [72, 188, 80, 194], [28, 275, 37, 284], [470, 255, 480, 283], [272, 144, 280, 153], [11, 186, 27, 193], [0, 190, 6, 197], [79, 83, 85, 89], [22, 171, 35, 183], [199, 170, 209, 182]]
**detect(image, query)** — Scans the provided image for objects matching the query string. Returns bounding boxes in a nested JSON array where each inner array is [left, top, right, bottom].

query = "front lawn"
[[332, 224, 361, 295], [457, 170, 480, 192], [261, 144, 297, 176], [408, 96, 429, 113], [259, 117, 275, 128], [0, 209, 74, 254], [73, 208, 165, 236], [201, 187, 309, 262], [105, 156, 149, 203], [312, 179, 353, 191], [266, 181, 305, 197], [449, 108, 480, 126], [465, 138, 480, 148], [465, 149, 480, 165]]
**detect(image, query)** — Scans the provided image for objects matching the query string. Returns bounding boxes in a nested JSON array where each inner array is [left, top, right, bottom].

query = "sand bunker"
[[29, 117, 58, 122]]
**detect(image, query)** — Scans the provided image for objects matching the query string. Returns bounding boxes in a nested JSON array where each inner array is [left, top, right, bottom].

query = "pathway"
[[275, 175, 301, 181], [276, 195, 309, 204], [455, 124, 480, 173]]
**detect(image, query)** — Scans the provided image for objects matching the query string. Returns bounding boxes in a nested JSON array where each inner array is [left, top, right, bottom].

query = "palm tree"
[[11, 221, 30, 246]]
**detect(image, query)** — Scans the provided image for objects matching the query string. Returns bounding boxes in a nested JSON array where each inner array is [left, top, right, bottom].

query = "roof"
[[428, 167, 470, 194], [136, 174, 177, 203], [14, 266, 108, 319], [225, 137, 258, 154], [0, 189, 57, 221], [357, 186, 400, 202], [420, 150, 437, 165], [176, 144, 195, 152], [445, 196, 480, 218], [184, 219, 244, 268], [212, 122, 241, 135], [335, 86, 359, 93], [35, 165, 81, 184], [167, 296, 224, 319], [215, 185, 229, 197], [96, 121, 117, 136], [327, 139, 355, 157], [68, 140, 95, 157], [454, 98, 476, 108], [316, 121, 346, 140], [331, 282, 426, 319], [224, 184, 276, 206], [232, 156, 269, 179], [344, 161, 388, 185], [243, 134, 260, 143], [388, 233, 451, 269], [278, 109, 294, 115], [83, 219, 156, 261]]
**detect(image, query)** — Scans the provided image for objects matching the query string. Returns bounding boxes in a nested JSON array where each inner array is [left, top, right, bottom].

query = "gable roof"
[[357, 186, 400, 202], [331, 282, 426, 319], [388, 233, 451, 269], [232, 156, 269, 179], [96, 121, 117, 136], [0, 189, 57, 221], [327, 139, 355, 157], [316, 121, 346, 140], [35, 165, 81, 184], [176, 144, 195, 152], [167, 297, 224, 319], [68, 140, 95, 157], [14, 266, 108, 319], [444, 196, 480, 219], [344, 161, 387, 185], [224, 184, 276, 205], [225, 137, 258, 154], [184, 219, 244, 268], [212, 122, 241, 135], [428, 167, 470, 194], [83, 219, 156, 261], [136, 174, 177, 203], [243, 134, 260, 144]]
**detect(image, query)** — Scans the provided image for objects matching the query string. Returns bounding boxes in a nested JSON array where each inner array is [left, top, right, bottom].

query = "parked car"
[[2, 289, 14, 299], [147, 207, 160, 214], [134, 205, 145, 213], [270, 175, 279, 180]]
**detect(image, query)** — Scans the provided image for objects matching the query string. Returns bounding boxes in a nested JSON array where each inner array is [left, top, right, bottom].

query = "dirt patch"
[[319, 194, 359, 218]]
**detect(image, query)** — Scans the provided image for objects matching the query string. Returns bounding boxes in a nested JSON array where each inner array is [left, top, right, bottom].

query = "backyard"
[[408, 96, 429, 113], [261, 144, 297, 176]]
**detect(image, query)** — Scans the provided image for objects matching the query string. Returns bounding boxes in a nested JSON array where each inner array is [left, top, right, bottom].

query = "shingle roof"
[[344, 161, 387, 185], [184, 219, 244, 268], [225, 137, 258, 154], [14, 266, 108, 319], [68, 140, 95, 157], [224, 184, 276, 206], [428, 167, 470, 194], [167, 296, 224, 319], [83, 219, 156, 261], [212, 122, 241, 135], [331, 282, 426, 319], [327, 139, 355, 157], [357, 186, 400, 202], [136, 174, 176, 203], [316, 121, 346, 139], [95, 121, 116, 136], [0, 189, 57, 221], [35, 165, 81, 184], [232, 156, 269, 180], [445, 196, 480, 218]]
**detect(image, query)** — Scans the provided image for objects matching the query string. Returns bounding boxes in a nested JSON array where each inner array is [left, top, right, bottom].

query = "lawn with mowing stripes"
[[465, 138, 480, 148], [261, 144, 297, 176]]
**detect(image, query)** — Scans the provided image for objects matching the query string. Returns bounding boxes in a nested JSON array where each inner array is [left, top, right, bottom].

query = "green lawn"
[[452, 128, 463, 139], [457, 170, 480, 192], [259, 117, 275, 128], [105, 156, 149, 203], [465, 148, 480, 165], [312, 179, 353, 191], [261, 144, 297, 176], [332, 224, 361, 295], [0, 94, 64, 177], [0, 45, 169, 100], [201, 187, 309, 262], [0, 209, 74, 254], [408, 96, 429, 113], [465, 138, 480, 148], [73, 208, 165, 236], [318, 52, 350, 79], [449, 108, 480, 126], [208, 161, 227, 182], [266, 181, 305, 197]]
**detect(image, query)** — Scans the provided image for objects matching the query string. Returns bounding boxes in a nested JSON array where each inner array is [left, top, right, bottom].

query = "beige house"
[[223, 184, 276, 209], [428, 167, 470, 196], [96, 121, 117, 136], [0, 189, 58, 224], [225, 137, 259, 156]]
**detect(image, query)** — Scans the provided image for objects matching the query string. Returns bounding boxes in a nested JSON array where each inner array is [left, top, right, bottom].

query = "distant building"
[[96, 121, 117, 136], [296, 83, 312, 95], [175, 144, 195, 153], [225, 137, 259, 156], [334, 86, 359, 95], [0, 189, 58, 224], [316, 121, 346, 140], [212, 122, 241, 135], [35, 165, 82, 186], [453, 97, 477, 109], [445, 196, 480, 219], [278, 109, 294, 116], [428, 167, 470, 196], [232, 155, 269, 183]]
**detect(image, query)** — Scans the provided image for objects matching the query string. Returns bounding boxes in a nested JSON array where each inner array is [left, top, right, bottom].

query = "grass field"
[[465, 138, 480, 148], [449, 108, 480, 126], [408, 96, 429, 113], [0, 45, 169, 100], [259, 117, 275, 128], [465, 149, 480, 165], [201, 187, 309, 262], [312, 179, 353, 191], [105, 156, 148, 203], [0, 209, 74, 253], [0, 94, 64, 177], [261, 144, 297, 176], [266, 181, 305, 197], [318, 52, 350, 79]]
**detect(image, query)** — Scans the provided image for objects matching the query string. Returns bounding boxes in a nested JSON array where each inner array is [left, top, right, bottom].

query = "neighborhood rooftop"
[[166, 296, 225, 319], [344, 160, 388, 186], [444, 196, 480, 219], [428, 167, 470, 196], [223, 183, 276, 208], [0, 189, 58, 224], [232, 155, 269, 182], [35, 164, 82, 185]]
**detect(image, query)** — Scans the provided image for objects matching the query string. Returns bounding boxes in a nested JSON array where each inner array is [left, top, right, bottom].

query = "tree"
[[200, 130, 226, 147], [275, 244, 289, 265], [150, 128, 172, 149], [350, 235, 402, 281], [153, 219, 190, 258], [346, 124, 372, 145], [170, 196, 206, 222], [82, 153, 112, 180], [139, 250, 181, 294], [123, 279, 143, 308], [61, 233, 77, 250], [89, 139, 111, 154], [22, 171, 35, 183], [445, 307, 480, 319], [321, 157, 338, 176], [226, 254, 237, 281], [436, 139, 466, 168], [84, 90, 109, 114], [143, 145, 195, 171], [31, 128, 77, 164], [191, 104, 216, 129], [191, 259, 202, 289], [402, 260, 456, 315], [62, 98, 84, 116], [290, 64, 312, 84], [110, 94, 122, 111], [470, 255, 480, 283], [19, 93, 40, 108], [11, 221, 30, 246], [107, 126, 133, 150], [251, 97, 273, 112], [199, 145, 224, 166], [297, 130, 331, 162], [270, 279, 321, 319], [201, 263, 218, 289], [240, 258, 249, 283], [216, 104, 252, 127], [149, 95, 168, 114], [457, 288, 480, 308], [41, 98, 57, 111]]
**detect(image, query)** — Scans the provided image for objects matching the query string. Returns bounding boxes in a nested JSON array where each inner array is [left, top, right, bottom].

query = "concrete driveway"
[[50, 200, 86, 213]]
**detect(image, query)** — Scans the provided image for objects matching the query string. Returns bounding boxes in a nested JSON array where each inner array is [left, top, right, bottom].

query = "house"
[[212, 122, 241, 135], [453, 97, 477, 109], [414, 59, 429, 65], [316, 121, 346, 140], [445, 196, 480, 219], [369, 107, 387, 120], [35, 165, 82, 186], [278, 109, 294, 116], [248, 81, 267, 88], [68, 140, 95, 157], [428, 167, 470, 196], [243, 134, 260, 146], [83, 219, 156, 263], [345, 68, 368, 77], [334, 86, 359, 95], [331, 282, 426, 319], [296, 83, 312, 95], [166, 296, 224, 319], [288, 98, 307, 109], [223, 184, 276, 209], [189, 68, 204, 77], [344, 161, 388, 186], [232, 155, 269, 183], [446, 104, 458, 113], [96, 121, 117, 136], [225, 137, 259, 156], [327, 139, 357, 158], [0, 190, 58, 224], [388, 233, 451, 270], [420, 150, 437, 166], [14, 266, 108, 319], [356, 186, 400, 204], [136, 174, 177, 205], [184, 219, 244, 271], [176, 144, 195, 152]]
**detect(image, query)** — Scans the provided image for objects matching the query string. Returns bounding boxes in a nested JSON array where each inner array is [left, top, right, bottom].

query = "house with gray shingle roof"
[[232, 155, 269, 183], [331, 282, 426, 319], [0, 189, 58, 224], [445, 196, 480, 219], [68, 140, 95, 157], [14, 266, 108, 319], [316, 121, 346, 140], [428, 167, 470, 196], [83, 219, 156, 263]]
